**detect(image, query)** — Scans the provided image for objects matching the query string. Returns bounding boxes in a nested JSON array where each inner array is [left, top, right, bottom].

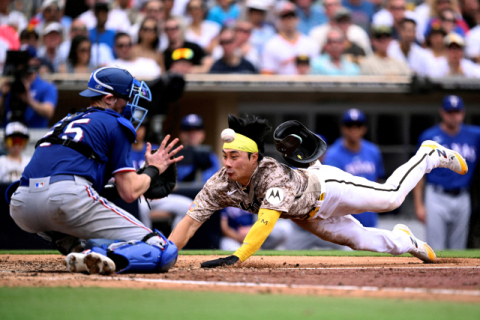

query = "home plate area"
[[1, 255, 479, 302]]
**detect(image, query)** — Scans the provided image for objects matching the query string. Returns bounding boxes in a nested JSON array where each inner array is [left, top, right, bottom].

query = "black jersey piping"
[[324, 150, 433, 192]]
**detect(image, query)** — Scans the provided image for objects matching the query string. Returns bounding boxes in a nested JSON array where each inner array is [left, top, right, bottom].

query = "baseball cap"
[[42, 22, 63, 36], [181, 114, 204, 130], [246, 0, 270, 11], [277, 1, 297, 17], [334, 7, 351, 21], [79, 67, 135, 99], [41, 0, 63, 11], [371, 25, 392, 38], [444, 32, 465, 47], [342, 109, 367, 124], [442, 95, 464, 112], [295, 55, 310, 65], [5, 121, 29, 139], [20, 44, 37, 58]]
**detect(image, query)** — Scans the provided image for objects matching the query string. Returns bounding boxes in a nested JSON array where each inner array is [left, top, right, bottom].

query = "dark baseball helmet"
[[274, 120, 327, 168]]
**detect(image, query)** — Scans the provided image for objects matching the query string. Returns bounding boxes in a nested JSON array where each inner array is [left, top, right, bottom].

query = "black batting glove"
[[201, 255, 239, 268]]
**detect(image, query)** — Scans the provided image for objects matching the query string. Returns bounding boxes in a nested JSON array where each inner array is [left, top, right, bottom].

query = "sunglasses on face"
[[71, 27, 87, 32], [165, 26, 179, 32], [390, 6, 405, 10], [220, 38, 235, 45], [6, 137, 28, 148], [77, 47, 90, 53], [280, 12, 297, 19], [441, 17, 456, 23], [116, 43, 132, 48], [141, 27, 157, 32], [327, 38, 343, 44], [235, 28, 251, 33]]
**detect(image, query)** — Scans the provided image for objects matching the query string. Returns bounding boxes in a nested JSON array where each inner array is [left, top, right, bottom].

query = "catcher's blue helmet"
[[80, 67, 152, 130]]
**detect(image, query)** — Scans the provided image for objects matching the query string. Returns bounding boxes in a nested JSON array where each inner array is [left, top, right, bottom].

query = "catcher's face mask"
[[122, 79, 151, 131], [274, 120, 327, 168]]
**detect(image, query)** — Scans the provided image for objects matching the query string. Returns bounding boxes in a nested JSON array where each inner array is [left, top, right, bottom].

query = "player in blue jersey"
[[323, 108, 385, 227], [413, 95, 480, 250], [7, 67, 182, 275]]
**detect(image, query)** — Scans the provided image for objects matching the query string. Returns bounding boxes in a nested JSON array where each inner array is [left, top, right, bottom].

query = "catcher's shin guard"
[[107, 239, 178, 273]]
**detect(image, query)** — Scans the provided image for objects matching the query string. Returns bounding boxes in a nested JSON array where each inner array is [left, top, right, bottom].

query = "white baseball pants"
[[294, 149, 439, 255]]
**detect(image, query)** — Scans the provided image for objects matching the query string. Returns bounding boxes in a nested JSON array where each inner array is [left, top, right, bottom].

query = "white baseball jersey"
[[261, 33, 318, 75], [387, 40, 433, 76], [0, 155, 31, 183]]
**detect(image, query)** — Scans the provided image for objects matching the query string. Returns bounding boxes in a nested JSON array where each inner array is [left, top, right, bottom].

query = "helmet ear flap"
[[274, 121, 327, 168]]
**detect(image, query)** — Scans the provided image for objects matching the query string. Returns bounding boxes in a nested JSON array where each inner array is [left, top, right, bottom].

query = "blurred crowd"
[[0, 0, 480, 77]]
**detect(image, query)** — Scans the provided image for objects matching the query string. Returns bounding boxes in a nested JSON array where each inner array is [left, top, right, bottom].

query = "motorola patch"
[[265, 187, 284, 205]]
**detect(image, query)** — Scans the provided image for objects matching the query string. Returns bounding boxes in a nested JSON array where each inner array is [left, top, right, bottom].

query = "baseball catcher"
[[169, 114, 468, 267], [7, 67, 181, 274]]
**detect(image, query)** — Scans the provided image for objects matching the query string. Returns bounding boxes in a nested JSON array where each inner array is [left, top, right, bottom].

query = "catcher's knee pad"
[[106, 240, 178, 274]]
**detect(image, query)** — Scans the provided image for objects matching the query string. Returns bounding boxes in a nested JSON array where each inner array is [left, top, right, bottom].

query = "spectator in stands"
[[428, 33, 480, 77], [209, 28, 257, 74], [245, 0, 276, 54], [132, 17, 166, 71], [79, 0, 130, 33], [59, 18, 113, 70], [0, 0, 27, 32], [310, 3, 372, 56], [387, 18, 433, 76], [424, 8, 468, 39], [31, 0, 71, 37], [335, 8, 369, 63], [111, 0, 141, 27], [108, 32, 161, 77], [261, 1, 317, 75], [0, 46, 57, 128], [36, 22, 63, 72], [163, 17, 211, 73], [19, 29, 39, 48], [185, 0, 221, 54], [310, 27, 360, 75], [341, 0, 375, 31], [360, 25, 411, 76], [0, 121, 31, 183], [460, 0, 479, 29], [465, 15, 480, 63], [211, 20, 260, 69], [130, 0, 168, 52], [295, 54, 311, 75], [58, 35, 93, 74], [424, 25, 448, 65], [207, 0, 241, 27], [372, 0, 416, 40], [415, 0, 468, 44], [294, 0, 327, 35], [176, 114, 220, 184], [88, 2, 116, 53]]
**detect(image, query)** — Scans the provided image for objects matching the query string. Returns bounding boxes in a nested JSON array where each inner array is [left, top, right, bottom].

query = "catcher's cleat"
[[419, 140, 468, 175], [393, 224, 436, 263], [64, 252, 116, 275]]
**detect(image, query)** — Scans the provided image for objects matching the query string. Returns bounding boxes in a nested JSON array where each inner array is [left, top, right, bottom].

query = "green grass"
[[2, 249, 480, 258], [0, 287, 479, 320]]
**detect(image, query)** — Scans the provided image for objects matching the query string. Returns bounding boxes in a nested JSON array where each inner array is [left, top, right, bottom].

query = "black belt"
[[432, 185, 468, 196], [20, 175, 75, 187]]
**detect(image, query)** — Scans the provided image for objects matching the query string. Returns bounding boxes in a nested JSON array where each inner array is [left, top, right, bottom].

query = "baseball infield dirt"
[[1, 255, 479, 303]]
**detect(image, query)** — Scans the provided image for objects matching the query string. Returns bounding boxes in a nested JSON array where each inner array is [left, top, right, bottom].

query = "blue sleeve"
[[206, 8, 221, 25], [202, 152, 221, 183], [42, 83, 58, 108], [376, 148, 385, 179], [323, 150, 342, 169], [109, 125, 135, 174]]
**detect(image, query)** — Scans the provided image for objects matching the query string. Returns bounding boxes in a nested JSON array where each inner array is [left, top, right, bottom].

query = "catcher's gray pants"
[[10, 175, 152, 243], [425, 184, 470, 250]]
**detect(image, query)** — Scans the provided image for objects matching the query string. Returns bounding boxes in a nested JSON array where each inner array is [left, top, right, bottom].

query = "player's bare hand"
[[145, 135, 183, 174], [201, 255, 240, 268]]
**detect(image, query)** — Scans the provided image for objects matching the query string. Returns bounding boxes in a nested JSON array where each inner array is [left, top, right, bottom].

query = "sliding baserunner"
[[169, 115, 468, 267]]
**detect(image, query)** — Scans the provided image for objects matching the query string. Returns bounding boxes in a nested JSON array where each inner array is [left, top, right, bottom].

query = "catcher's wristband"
[[142, 166, 160, 179]]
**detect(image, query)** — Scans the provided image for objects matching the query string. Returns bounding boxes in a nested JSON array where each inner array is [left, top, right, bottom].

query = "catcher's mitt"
[[138, 149, 177, 200]]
